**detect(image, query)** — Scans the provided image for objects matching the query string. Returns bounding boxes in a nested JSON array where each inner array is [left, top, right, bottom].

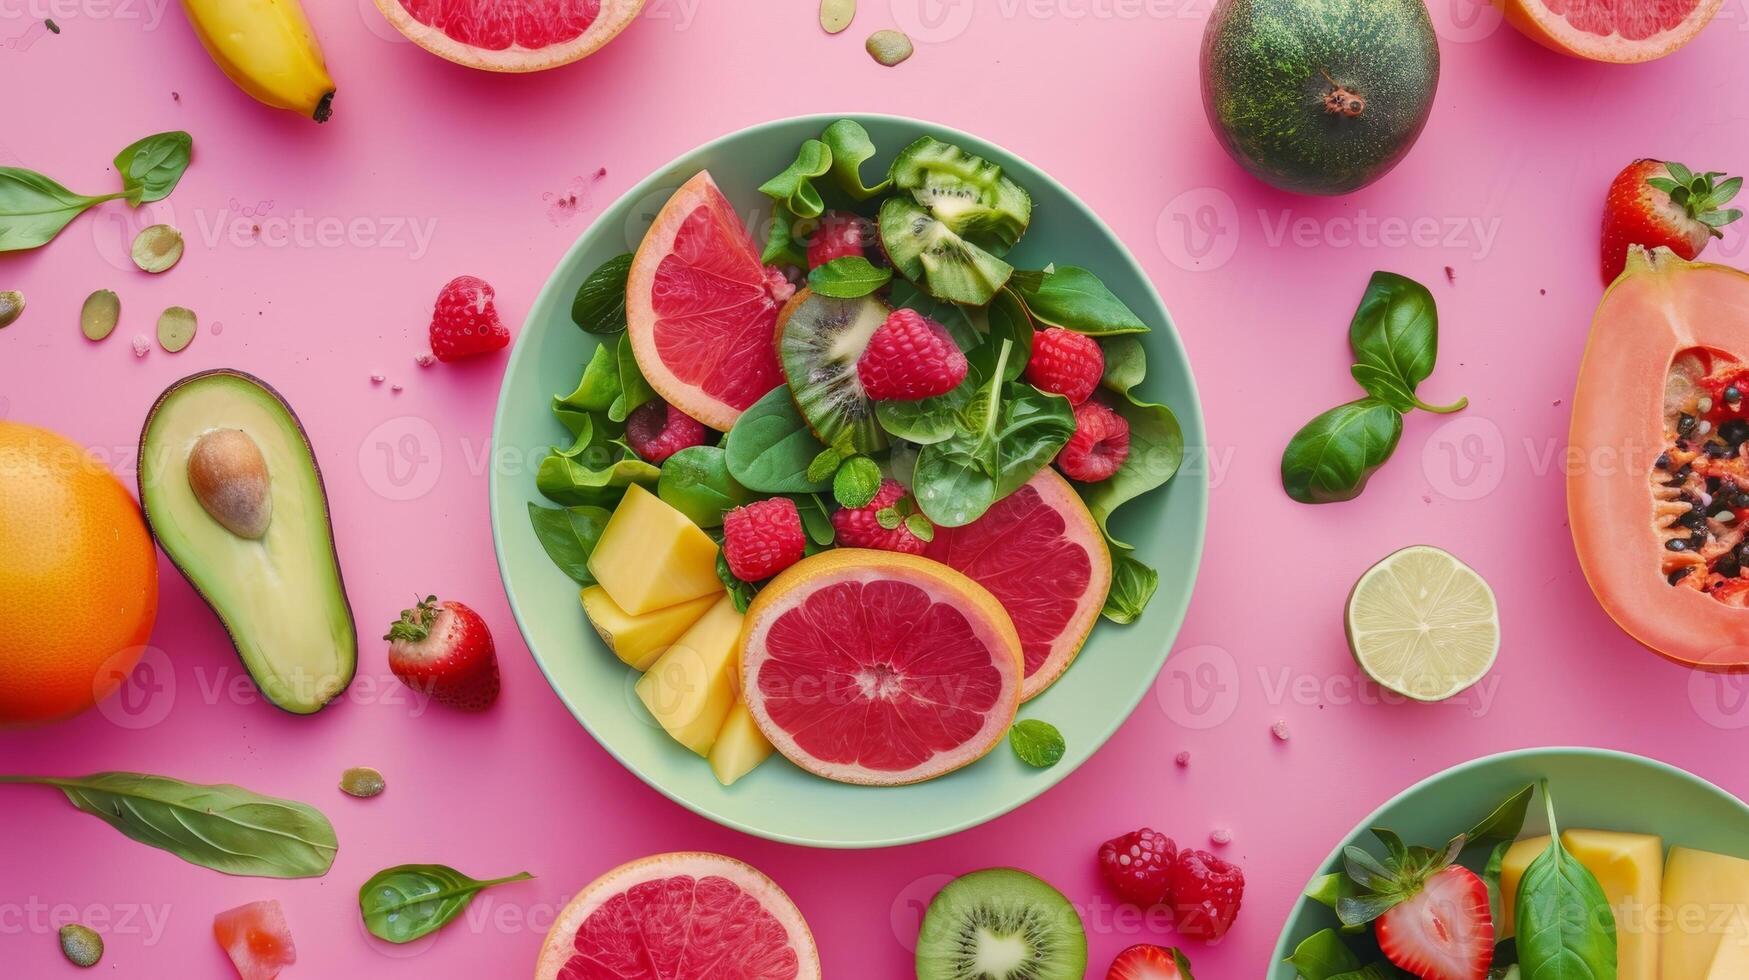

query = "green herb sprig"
[[0, 132, 191, 253]]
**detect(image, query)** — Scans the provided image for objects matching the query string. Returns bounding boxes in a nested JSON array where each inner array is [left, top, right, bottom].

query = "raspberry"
[[857, 309, 968, 401], [1056, 401, 1131, 482], [830, 479, 928, 555], [807, 211, 873, 269], [428, 275, 510, 362], [1026, 327, 1104, 404], [1098, 828, 1178, 907], [626, 399, 708, 464], [722, 498, 806, 581], [1171, 849, 1244, 942]]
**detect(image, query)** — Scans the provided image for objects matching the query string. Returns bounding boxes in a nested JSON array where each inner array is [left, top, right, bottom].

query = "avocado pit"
[[188, 428, 272, 539]]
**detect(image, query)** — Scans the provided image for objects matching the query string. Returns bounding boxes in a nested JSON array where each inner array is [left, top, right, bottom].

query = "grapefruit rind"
[[535, 851, 821, 980], [739, 549, 1024, 786], [372, 0, 647, 73], [1499, 0, 1723, 64]]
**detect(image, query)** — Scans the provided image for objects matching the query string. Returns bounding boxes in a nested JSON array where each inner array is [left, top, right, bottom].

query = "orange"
[[0, 422, 158, 724]]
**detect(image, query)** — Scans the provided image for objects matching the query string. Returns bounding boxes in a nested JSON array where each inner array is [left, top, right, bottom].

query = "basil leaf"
[[608, 333, 655, 423], [1349, 363, 1418, 414], [758, 139, 831, 219], [114, 131, 192, 205], [1286, 928, 1362, 980], [527, 502, 611, 584], [535, 452, 659, 507], [359, 865, 532, 944], [0, 168, 119, 253], [1281, 398, 1403, 504], [1327, 964, 1401, 980], [1077, 391, 1183, 549], [1465, 784, 1536, 847], [1483, 838, 1514, 934], [1102, 553, 1159, 624], [1008, 719, 1065, 768], [0, 772, 336, 878], [657, 446, 751, 528], [762, 206, 807, 267], [821, 119, 891, 199], [1011, 265, 1149, 336], [1516, 781, 1618, 979], [571, 253, 632, 335], [807, 256, 891, 298], [1347, 271, 1466, 415], [724, 386, 832, 493]]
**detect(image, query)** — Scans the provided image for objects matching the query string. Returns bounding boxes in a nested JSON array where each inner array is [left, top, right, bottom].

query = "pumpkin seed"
[[156, 306, 197, 352], [59, 924, 103, 967], [339, 766, 385, 798], [0, 290, 23, 328], [866, 29, 913, 66], [131, 224, 183, 274], [819, 0, 855, 33], [81, 289, 120, 341]]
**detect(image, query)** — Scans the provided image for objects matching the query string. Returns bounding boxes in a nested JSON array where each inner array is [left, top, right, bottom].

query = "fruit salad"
[[526, 119, 1186, 787]]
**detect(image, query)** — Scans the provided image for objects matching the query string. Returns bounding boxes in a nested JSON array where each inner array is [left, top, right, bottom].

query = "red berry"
[[1376, 866, 1493, 980], [830, 479, 929, 555], [385, 597, 501, 711], [1057, 400, 1131, 482], [626, 399, 708, 464], [1171, 849, 1244, 942], [722, 498, 806, 581], [428, 275, 510, 362], [807, 211, 873, 269], [1026, 327, 1104, 404], [1098, 828, 1178, 907], [857, 308, 968, 401], [1106, 944, 1193, 980]]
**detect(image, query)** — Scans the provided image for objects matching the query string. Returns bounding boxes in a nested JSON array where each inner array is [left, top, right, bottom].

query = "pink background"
[[4, 0, 1749, 976]]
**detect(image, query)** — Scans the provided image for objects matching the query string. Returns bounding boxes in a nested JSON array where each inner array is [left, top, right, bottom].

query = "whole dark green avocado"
[[1200, 0, 1440, 196]]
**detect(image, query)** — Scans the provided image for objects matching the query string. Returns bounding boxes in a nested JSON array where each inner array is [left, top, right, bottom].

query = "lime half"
[[1345, 545, 1500, 702]]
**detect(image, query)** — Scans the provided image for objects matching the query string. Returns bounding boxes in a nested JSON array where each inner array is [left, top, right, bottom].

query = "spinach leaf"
[[536, 452, 659, 507], [657, 446, 751, 527], [1008, 719, 1065, 768], [1483, 838, 1515, 935], [114, 131, 192, 205], [757, 139, 831, 219], [0, 772, 336, 878], [762, 206, 807, 267], [1102, 553, 1159, 624], [571, 253, 633, 335], [1101, 335, 1147, 395], [876, 381, 973, 445], [807, 256, 891, 298], [724, 386, 832, 493], [1328, 964, 1402, 980], [792, 493, 836, 547], [0, 169, 122, 253], [527, 503, 611, 584], [608, 333, 655, 423], [1348, 271, 1466, 415], [1516, 782, 1618, 980], [716, 550, 758, 612], [821, 119, 890, 199], [1078, 350, 1184, 549], [1286, 928, 1363, 980], [1280, 398, 1403, 504], [553, 345, 622, 434], [1010, 265, 1150, 336], [972, 287, 1032, 382], [359, 865, 532, 944]]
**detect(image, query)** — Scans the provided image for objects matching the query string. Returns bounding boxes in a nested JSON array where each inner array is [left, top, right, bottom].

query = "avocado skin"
[[1200, 0, 1439, 196], [137, 369, 357, 714]]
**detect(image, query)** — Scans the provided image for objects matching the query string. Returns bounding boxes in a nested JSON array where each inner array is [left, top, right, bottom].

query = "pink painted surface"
[[3, 1, 1749, 976]]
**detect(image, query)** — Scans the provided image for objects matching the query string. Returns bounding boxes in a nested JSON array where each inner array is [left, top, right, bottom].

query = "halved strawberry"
[[1106, 943, 1195, 980], [1337, 830, 1492, 980]]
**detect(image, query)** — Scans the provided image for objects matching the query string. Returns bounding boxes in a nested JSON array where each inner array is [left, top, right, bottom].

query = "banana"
[[179, 0, 337, 122]]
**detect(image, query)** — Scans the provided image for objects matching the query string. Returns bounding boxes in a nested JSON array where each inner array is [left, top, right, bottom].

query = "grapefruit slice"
[[372, 0, 646, 73], [213, 900, 296, 980], [627, 172, 787, 431], [535, 851, 820, 980], [740, 549, 1024, 786], [1498, 0, 1723, 63], [924, 469, 1111, 701]]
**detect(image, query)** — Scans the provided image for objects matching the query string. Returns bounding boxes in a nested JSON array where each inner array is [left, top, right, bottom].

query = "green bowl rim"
[[488, 112, 1210, 848], [1266, 745, 1749, 972]]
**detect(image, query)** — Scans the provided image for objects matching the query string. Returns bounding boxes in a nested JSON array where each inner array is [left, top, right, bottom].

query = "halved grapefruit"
[[626, 172, 787, 431], [924, 469, 1111, 701], [1497, 0, 1723, 63], [740, 549, 1024, 786], [373, 0, 646, 73], [535, 851, 820, 980]]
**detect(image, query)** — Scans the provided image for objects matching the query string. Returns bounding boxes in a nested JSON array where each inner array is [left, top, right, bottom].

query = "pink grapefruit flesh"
[[739, 549, 1024, 786], [373, 0, 645, 73], [213, 900, 296, 980], [925, 469, 1112, 701], [626, 171, 787, 431], [1499, 0, 1722, 63], [535, 851, 820, 980]]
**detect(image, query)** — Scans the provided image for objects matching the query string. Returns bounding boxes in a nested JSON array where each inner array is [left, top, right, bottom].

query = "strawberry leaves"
[[1647, 162, 1743, 238], [1336, 828, 1466, 926]]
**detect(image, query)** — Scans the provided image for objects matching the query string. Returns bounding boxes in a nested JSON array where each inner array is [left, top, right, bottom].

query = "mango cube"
[[1664, 847, 1749, 980], [587, 484, 722, 615], [1499, 829, 1663, 979], [635, 596, 742, 756], [1705, 918, 1749, 978], [581, 586, 718, 671], [709, 700, 774, 786]]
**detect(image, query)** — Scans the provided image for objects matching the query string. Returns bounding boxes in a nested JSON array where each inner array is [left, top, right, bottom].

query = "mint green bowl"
[[1269, 747, 1749, 978], [488, 114, 1208, 848]]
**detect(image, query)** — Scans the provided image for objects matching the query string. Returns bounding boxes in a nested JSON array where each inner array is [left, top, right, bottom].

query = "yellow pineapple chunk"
[[581, 586, 719, 671], [1497, 828, 1662, 980], [587, 484, 721, 615], [708, 700, 774, 786], [1664, 847, 1749, 980], [635, 596, 741, 756]]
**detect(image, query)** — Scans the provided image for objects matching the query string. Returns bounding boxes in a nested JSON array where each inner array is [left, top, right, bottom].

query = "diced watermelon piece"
[[213, 900, 297, 980]]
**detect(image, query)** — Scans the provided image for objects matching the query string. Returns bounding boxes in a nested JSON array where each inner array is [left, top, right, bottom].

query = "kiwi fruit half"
[[880, 196, 1013, 307], [915, 867, 1088, 980], [889, 136, 1033, 255], [778, 288, 889, 453]]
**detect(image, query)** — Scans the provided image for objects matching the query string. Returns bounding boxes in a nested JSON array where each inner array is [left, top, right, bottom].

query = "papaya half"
[[1570, 246, 1749, 671]]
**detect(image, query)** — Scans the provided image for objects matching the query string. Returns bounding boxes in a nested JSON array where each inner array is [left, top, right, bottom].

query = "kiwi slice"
[[890, 136, 1032, 255], [880, 197, 1012, 307], [915, 868, 1088, 980], [778, 288, 889, 453]]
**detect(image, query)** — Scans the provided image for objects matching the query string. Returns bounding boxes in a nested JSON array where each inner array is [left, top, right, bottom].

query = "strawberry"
[[428, 275, 511, 362], [1106, 944, 1195, 980], [1026, 327, 1105, 405], [1339, 830, 1492, 980], [1057, 400, 1131, 482], [857, 308, 968, 401], [1600, 159, 1742, 283], [830, 478, 930, 555], [626, 398, 708, 464], [1098, 828, 1178, 906], [1170, 849, 1244, 942], [385, 596, 501, 711], [808, 211, 873, 269], [722, 497, 806, 581]]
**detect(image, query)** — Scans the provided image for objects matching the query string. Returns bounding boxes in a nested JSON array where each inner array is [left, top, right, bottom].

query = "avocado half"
[[138, 370, 356, 714]]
